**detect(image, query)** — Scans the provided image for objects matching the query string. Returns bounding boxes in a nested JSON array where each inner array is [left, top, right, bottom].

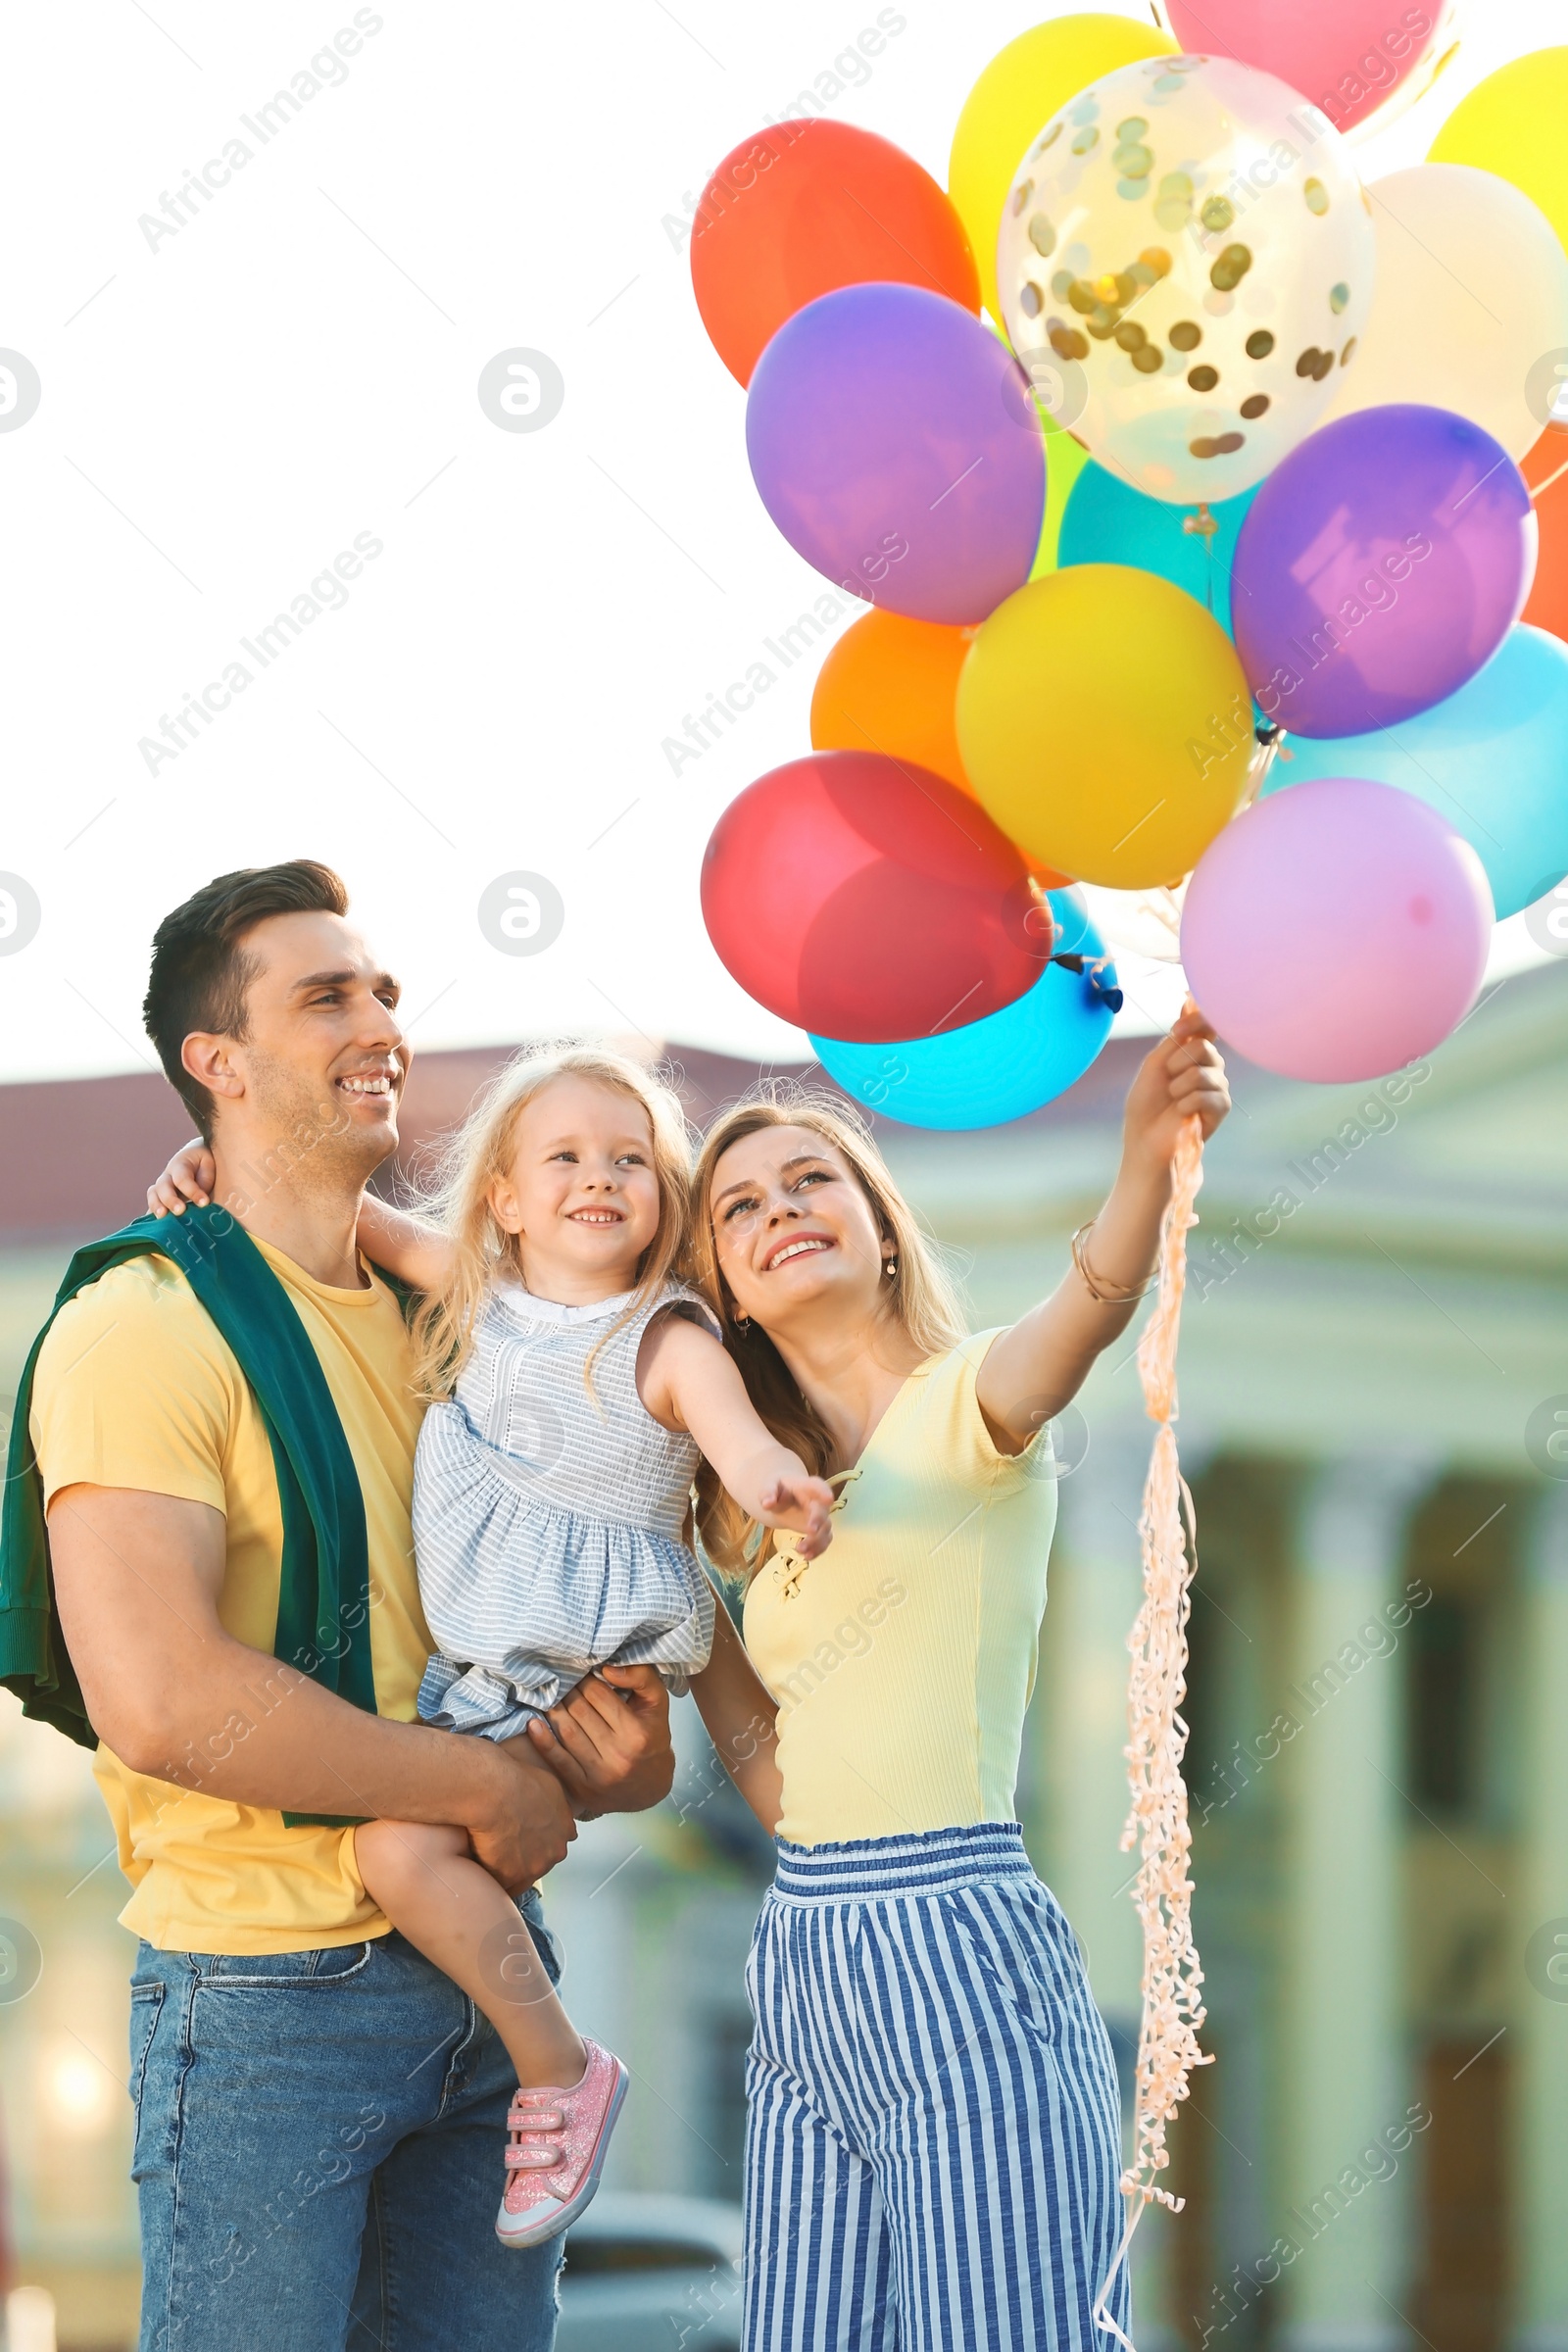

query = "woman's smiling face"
[[709, 1122, 891, 1331]]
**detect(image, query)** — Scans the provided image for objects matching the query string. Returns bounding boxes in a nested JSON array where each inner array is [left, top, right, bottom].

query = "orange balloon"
[[811, 610, 974, 790], [1522, 424, 1568, 644], [691, 119, 979, 387], [811, 612, 1072, 885]]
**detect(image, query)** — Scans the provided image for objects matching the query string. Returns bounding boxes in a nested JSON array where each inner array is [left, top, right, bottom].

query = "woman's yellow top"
[[743, 1333, 1057, 1848]]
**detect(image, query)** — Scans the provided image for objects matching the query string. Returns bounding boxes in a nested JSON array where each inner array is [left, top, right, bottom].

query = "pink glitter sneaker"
[[495, 2039, 629, 2249]]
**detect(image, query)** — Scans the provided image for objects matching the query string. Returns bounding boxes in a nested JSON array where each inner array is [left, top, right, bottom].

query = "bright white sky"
[[0, 0, 1559, 1083]]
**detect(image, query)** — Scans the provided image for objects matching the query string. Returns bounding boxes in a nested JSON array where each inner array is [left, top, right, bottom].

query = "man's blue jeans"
[[128, 1899, 564, 2350]]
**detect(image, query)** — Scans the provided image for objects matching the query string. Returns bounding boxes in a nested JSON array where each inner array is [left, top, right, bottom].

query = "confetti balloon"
[[949, 13, 1176, 322], [996, 54, 1375, 505], [1181, 776, 1493, 1082], [1161, 0, 1458, 139], [1319, 166, 1568, 462], [701, 752, 1053, 1043]]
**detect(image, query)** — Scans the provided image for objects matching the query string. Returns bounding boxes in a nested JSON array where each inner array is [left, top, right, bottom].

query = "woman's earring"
[[734, 1312, 752, 1332], [884, 1256, 897, 1280]]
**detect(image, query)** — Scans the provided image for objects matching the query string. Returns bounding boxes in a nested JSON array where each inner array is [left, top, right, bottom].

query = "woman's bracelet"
[[1071, 1219, 1157, 1304]]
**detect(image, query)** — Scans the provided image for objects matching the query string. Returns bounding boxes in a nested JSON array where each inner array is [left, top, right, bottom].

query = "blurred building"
[[0, 969, 1564, 2349]]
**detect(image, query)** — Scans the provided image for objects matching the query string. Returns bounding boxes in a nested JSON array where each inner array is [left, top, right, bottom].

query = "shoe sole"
[[495, 2059, 629, 2251]]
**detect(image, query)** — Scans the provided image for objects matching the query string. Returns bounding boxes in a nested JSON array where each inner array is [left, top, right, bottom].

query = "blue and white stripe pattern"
[[413, 1279, 716, 1739], [743, 1823, 1129, 2352]]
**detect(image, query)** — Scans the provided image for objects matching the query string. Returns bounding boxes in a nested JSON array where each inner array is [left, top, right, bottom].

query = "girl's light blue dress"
[[413, 1280, 717, 1740]]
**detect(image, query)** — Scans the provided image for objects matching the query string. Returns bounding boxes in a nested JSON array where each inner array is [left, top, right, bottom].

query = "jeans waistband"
[[770, 1821, 1033, 1902]]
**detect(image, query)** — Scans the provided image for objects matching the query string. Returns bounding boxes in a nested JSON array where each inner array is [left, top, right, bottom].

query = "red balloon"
[[690, 119, 980, 388], [701, 752, 1053, 1042]]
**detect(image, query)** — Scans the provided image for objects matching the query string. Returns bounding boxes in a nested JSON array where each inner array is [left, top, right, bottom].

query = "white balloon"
[[997, 55, 1376, 505], [1318, 163, 1568, 461]]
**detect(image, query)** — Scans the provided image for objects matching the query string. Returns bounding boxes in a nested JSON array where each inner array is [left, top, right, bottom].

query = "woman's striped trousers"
[[742, 1823, 1131, 2352]]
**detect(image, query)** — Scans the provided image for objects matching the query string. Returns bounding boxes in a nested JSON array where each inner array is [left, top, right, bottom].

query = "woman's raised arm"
[[976, 1007, 1230, 1452]]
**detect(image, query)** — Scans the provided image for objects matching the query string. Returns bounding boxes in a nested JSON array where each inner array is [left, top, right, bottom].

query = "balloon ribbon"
[[1094, 1109, 1212, 2350]]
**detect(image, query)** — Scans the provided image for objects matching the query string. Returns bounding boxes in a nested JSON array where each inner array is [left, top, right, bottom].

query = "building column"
[[1278, 1455, 1432, 2352], [1511, 1489, 1568, 2352], [1050, 1425, 1183, 2351]]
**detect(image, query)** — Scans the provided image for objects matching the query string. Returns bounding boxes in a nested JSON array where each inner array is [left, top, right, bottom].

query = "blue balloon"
[[1260, 623, 1568, 919], [1057, 463, 1258, 638], [809, 892, 1115, 1131]]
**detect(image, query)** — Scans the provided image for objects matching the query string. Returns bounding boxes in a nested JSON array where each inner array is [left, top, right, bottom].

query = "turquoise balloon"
[[810, 892, 1114, 1131], [1058, 463, 1258, 637], [1260, 624, 1568, 919]]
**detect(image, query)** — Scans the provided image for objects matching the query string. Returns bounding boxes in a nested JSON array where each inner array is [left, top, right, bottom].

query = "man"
[[21, 862, 673, 2348]]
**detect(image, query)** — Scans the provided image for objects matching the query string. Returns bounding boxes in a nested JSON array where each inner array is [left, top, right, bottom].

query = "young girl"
[[150, 1046, 834, 2252]]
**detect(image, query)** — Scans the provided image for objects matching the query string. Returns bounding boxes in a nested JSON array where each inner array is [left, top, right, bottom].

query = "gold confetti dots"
[[1114, 141, 1154, 175], [1049, 323, 1089, 361], [1341, 336, 1357, 367], [1240, 393, 1270, 418], [1200, 196, 1235, 232], [1028, 214, 1057, 257], [1245, 329, 1275, 359], [1052, 270, 1075, 300], [1295, 346, 1335, 381], [1094, 272, 1121, 301], [1169, 320, 1202, 352], [1188, 364, 1219, 391], [1329, 282, 1349, 314], [1011, 181, 1034, 218], [1019, 281, 1043, 318], [1141, 246, 1173, 279], [1190, 432, 1245, 458], [1071, 124, 1100, 154], [1304, 177, 1329, 215], [1115, 320, 1149, 351], [1154, 172, 1193, 231], [1117, 116, 1149, 138], [1034, 122, 1063, 156], [1209, 243, 1252, 292], [1131, 346, 1164, 373], [1087, 307, 1120, 339], [1067, 280, 1098, 316]]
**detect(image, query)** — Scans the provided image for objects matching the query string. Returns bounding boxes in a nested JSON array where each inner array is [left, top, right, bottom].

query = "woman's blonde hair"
[[407, 1044, 694, 1400], [689, 1084, 966, 1571]]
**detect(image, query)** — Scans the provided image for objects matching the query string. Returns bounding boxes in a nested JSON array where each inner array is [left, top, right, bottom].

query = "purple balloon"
[[745, 283, 1045, 626], [1181, 776, 1493, 1083], [1232, 405, 1537, 740]]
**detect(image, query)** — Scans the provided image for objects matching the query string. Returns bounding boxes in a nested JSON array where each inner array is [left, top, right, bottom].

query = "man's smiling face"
[[201, 908, 409, 1187]]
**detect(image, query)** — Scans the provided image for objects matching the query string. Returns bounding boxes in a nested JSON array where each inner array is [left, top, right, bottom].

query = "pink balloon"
[[1180, 778, 1493, 1083], [1163, 1, 1450, 135]]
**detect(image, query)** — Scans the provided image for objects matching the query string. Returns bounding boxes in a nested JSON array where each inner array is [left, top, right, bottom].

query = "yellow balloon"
[[950, 14, 1175, 324], [956, 566, 1253, 888], [1429, 47, 1568, 252]]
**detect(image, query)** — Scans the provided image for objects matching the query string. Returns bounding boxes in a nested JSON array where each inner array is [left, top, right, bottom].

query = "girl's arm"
[[689, 1604, 782, 1834], [640, 1315, 836, 1559], [975, 1006, 1231, 1452], [354, 1194, 452, 1294], [147, 1139, 453, 1292]]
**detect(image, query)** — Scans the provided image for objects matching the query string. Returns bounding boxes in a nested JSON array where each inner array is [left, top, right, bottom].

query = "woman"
[[687, 1009, 1230, 2352]]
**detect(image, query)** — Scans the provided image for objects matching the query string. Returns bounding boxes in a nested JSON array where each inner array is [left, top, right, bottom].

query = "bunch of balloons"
[[692, 13, 1568, 1121]]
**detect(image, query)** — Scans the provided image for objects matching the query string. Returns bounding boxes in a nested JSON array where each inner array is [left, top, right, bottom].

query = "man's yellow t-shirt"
[[28, 1237, 432, 1955]]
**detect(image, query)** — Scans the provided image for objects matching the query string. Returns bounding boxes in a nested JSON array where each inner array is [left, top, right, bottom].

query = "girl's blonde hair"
[[688, 1084, 966, 1571], [408, 1044, 694, 1400]]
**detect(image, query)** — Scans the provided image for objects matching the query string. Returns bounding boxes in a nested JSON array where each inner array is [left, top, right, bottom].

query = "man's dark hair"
[[143, 861, 349, 1141]]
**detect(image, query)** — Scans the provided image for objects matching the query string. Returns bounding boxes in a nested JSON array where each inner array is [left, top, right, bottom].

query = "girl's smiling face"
[[709, 1122, 892, 1332], [491, 1072, 662, 1298]]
